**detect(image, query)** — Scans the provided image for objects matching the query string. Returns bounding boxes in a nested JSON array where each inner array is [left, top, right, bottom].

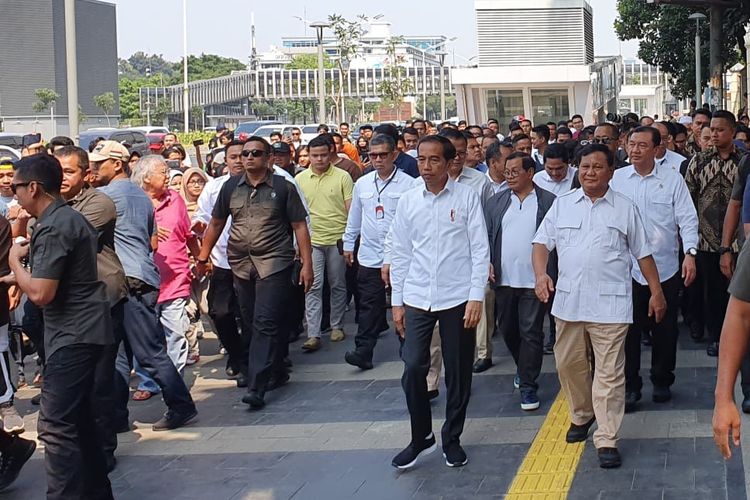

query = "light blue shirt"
[[98, 178, 161, 289]]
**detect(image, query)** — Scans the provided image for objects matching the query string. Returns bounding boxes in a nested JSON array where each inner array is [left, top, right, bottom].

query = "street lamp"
[[310, 21, 330, 124], [689, 13, 707, 105], [436, 51, 448, 121], [416, 37, 456, 119]]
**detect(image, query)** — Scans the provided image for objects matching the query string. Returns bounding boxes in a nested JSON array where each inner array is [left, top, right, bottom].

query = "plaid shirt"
[[685, 146, 742, 252]]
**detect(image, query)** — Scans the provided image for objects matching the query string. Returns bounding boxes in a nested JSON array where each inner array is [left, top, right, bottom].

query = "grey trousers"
[[305, 244, 348, 338]]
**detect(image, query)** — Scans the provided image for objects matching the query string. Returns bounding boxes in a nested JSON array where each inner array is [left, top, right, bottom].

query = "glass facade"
[[485, 89, 524, 130], [530, 89, 570, 126]]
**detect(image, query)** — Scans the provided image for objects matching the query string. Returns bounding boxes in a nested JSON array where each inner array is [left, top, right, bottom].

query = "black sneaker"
[[597, 447, 622, 468], [242, 390, 265, 410], [652, 386, 671, 403], [235, 373, 248, 388], [443, 441, 468, 467], [152, 409, 198, 431], [0, 436, 35, 491], [565, 417, 596, 443], [345, 351, 374, 370], [391, 433, 436, 470], [625, 391, 641, 413]]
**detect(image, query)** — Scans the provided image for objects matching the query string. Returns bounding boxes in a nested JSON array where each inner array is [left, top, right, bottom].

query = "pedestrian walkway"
[[2, 313, 745, 499]]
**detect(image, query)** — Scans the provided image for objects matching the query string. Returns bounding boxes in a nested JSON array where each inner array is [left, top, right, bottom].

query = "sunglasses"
[[241, 149, 266, 158], [11, 181, 42, 194], [369, 152, 391, 159], [592, 137, 614, 145]]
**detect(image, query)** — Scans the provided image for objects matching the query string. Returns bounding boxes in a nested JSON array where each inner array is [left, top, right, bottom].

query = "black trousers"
[[402, 303, 475, 446], [234, 266, 292, 393], [39, 344, 114, 500], [22, 300, 45, 364], [353, 266, 387, 361], [95, 302, 122, 467], [495, 287, 546, 391], [625, 273, 680, 392], [207, 267, 246, 373], [696, 251, 730, 342]]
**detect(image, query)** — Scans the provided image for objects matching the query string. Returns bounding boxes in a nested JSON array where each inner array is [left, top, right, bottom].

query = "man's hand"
[[7, 285, 20, 311], [343, 251, 355, 267], [648, 291, 667, 323], [157, 226, 172, 242], [534, 274, 555, 303], [488, 264, 495, 284], [9, 239, 29, 264], [191, 220, 207, 236], [464, 300, 482, 329], [195, 260, 212, 278], [299, 262, 313, 293], [682, 255, 696, 287], [714, 399, 741, 460], [392, 305, 405, 338], [381, 264, 391, 288], [720, 252, 735, 280]]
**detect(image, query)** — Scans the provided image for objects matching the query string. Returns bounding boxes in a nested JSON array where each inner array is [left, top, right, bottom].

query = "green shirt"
[[296, 165, 353, 246]]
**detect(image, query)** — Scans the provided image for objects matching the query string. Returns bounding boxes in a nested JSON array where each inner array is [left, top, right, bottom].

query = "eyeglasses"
[[502, 170, 524, 179], [369, 152, 391, 159], [592, 137, 614, 145], [292, 132, 301, 136], [187, 179, 206, 186], [241, 149, 265, 158]]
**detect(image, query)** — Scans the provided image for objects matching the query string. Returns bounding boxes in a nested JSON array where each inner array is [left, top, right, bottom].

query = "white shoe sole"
[[521, 402, 540, 411], [443, 453, 468, 467], [513, 380, 520, 389], [393, 441, 436, 470]]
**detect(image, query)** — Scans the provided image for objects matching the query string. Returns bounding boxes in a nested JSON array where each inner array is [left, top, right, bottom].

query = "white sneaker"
[[0, 403, 25, 434]]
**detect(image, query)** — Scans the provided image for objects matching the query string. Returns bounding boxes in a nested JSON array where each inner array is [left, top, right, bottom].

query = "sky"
[[112, 0, 640, 64]]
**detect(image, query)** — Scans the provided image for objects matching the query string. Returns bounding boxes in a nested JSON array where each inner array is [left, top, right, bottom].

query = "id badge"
[[375, 205, 385, 220]]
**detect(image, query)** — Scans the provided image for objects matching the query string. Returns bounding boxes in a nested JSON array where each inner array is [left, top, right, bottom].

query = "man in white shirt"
[[533, 143, 577, 196], [485, 153, 556, 410], [342, 135, 416, 370], [389, 135, 489, 470], [531, 125, 550, 172], [191, 140, 246, 383], [611, 127, 698, 412], [484, 140, 510, 196], [532, 143, 666, 469], [654, 122, 686, 172]]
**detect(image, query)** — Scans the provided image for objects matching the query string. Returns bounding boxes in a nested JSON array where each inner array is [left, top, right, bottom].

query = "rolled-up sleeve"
[[627, 204, 652, 260], [533, 200, 558, 251]]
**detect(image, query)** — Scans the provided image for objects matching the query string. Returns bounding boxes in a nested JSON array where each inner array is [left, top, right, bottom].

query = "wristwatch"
[[197, 257, 209, 264], [686, 247, 697, 257], [718, 246, 732, 255]]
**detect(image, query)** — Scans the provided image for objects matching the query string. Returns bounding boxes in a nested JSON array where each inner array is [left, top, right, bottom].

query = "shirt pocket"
[[556, 216, 583, 247], [603, 220, 627, 251], [598, 281, 628, 318], [228, 191, 247, 217], [650, 194, 673, 226], [554, 276, 573, 311]]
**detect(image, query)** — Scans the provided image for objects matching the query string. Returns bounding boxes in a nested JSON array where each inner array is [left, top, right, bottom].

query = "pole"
[[695, 19, 702, 105], [439, 59, 446, 121], [421, 50, 427, 118], [745, 25, 750, 113], [146, 91, 151, 126], [51, 104, 56, 137], [64, 0, 79, 140], [182, 0, 189, 132], [316, 27, 326, 124], [709, 5, 723, 110]]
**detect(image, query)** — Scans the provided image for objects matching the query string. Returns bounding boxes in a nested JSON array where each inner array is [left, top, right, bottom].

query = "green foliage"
[[416, 95, 457, 121], [377, 37, 414, 120], [171, 54, 246, 85], [287, 54, 335, 70], [32, 88, 60, 113], [615, 0, 748, 99], [327, 14, 369, 120], [93, 92, 115, 126], [118, 52, 174, 80]]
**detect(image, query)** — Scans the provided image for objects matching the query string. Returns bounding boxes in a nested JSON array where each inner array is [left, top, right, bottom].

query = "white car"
[[129, 126, 170, 135], [300, 124, 338, 144], [253, 124, 293, 141]]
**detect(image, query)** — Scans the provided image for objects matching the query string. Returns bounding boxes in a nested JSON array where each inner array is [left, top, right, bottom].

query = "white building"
[[618, 60, 680, 118], [453, 0, 620, 128]]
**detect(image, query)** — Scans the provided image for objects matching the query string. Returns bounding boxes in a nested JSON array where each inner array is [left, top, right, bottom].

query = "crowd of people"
[[0, 104, 749, 495]]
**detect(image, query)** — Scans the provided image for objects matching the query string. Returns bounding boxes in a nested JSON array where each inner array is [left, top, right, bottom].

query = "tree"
[[615, 0, 748, 100], [32, 88, 60, 113], [287, 53, 334, 70], [377, 36, 414, 121], [93, 92, 115, 126], [327, 14, 369, 123], [171, 53, 246, 84]]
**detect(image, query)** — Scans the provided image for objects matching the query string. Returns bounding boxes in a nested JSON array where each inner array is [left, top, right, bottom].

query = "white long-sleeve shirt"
[[655, 148, 686, 173], [390, 177, 490, 311], [610, 164, 699, 285], [533, 167, 578, 196], [193, 174, 232, 269], [342, 168, 418, 269]]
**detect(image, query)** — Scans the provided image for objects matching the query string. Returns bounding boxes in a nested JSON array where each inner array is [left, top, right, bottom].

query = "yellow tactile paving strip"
[[506, 392, 585, 499]]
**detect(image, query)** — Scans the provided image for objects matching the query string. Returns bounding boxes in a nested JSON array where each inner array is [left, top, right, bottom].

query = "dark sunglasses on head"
[[241, 149, 265, 158]]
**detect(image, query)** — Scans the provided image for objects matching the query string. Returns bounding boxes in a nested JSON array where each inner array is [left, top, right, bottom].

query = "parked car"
[[253, 124, 295, 141], [235, 120, 282, 141], [0, 133, 24, 151], [79, 128, 150, 156], [300, 124, 338, 144], [146, 133, 166, 153], [129, 126, 170, 135]]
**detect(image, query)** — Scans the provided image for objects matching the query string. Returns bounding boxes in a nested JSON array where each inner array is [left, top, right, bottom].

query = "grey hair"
[[131, 155, 167, 188]]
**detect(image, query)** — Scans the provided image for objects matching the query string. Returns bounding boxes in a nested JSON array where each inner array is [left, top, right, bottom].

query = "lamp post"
[[437, 51, 448, 121], [182, 0, 189, 132], [310, 21, 330, 124], [64, 0, 78, 141], [689, 13, 707, 105], [416, 38, 456, 119]]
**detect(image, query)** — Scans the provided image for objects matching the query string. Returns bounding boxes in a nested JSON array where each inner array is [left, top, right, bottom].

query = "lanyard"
[[374, 169, 397, 203]]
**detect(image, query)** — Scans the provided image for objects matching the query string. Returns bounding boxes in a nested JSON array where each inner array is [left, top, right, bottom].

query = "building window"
[[633, 98, 648, 116], [485, 89, 524, 130], [530, 89, 570, 127]]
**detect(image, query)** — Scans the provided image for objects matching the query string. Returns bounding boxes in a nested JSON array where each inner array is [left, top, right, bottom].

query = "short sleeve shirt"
[[30, 199, 113, 359], [296, 166, 354, 246], [213, 171, 307, 280], [729, 239, 750, 302], [153, 189, 192, 302]]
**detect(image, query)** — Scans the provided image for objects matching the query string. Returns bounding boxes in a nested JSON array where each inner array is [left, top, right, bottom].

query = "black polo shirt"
[[30, 198, 113, 359], [212, 170, 307, 280], [68, 186, 128, 307]]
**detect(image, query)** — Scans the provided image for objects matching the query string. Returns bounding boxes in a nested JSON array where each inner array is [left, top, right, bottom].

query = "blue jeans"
[[114, 287, 196, 418]]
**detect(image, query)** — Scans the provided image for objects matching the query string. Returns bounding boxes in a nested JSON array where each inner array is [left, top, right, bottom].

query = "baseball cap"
[[89, 140, 130, 162], [216, 123, 228, 132], [272, 142, 291, 155]]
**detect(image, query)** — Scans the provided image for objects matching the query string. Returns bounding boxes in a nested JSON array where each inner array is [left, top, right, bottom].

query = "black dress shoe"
[[427, 389, 439, 401], [152, 409, 198, 431], [543, 342, 555, 355], [689, 322, 704, 341], [565, 417, 595, 443], [597, 447, 622, 468], [30, 394, 41, 406], [236, 373, 248, 388], [625, 391, 641, 413], [652, 386, 671, 403], [242, 390, 265, 410], [345, 351, 374, 370], [472, 358, 492, 373], [707, 341, 719, 357], [641, 332, 652, 347], [266, 372, 290, 391], [742, 397, 750, 414]]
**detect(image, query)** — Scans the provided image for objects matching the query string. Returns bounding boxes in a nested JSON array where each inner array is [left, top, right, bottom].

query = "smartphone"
[[165, 159, 181, 170], [193, 139, 204, 147], [22, 133, 41, 147]]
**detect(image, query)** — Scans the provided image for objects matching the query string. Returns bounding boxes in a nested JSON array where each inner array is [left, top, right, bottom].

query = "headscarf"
[[181, 167, 208, 219]]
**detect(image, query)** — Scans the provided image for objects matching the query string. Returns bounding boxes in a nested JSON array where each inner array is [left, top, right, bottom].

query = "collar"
[[37, 197, 67, 223], [626, 162, 659, 179], [374, 167, 399, 183], [541, 167, 574, 184], [238, 168, 274, 187], [67, 184, 92, 206], [573, 186, 615, 206], [422, 176, 455, 197], [708, 145, 741, 162], [309, 164, 334, 178]]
